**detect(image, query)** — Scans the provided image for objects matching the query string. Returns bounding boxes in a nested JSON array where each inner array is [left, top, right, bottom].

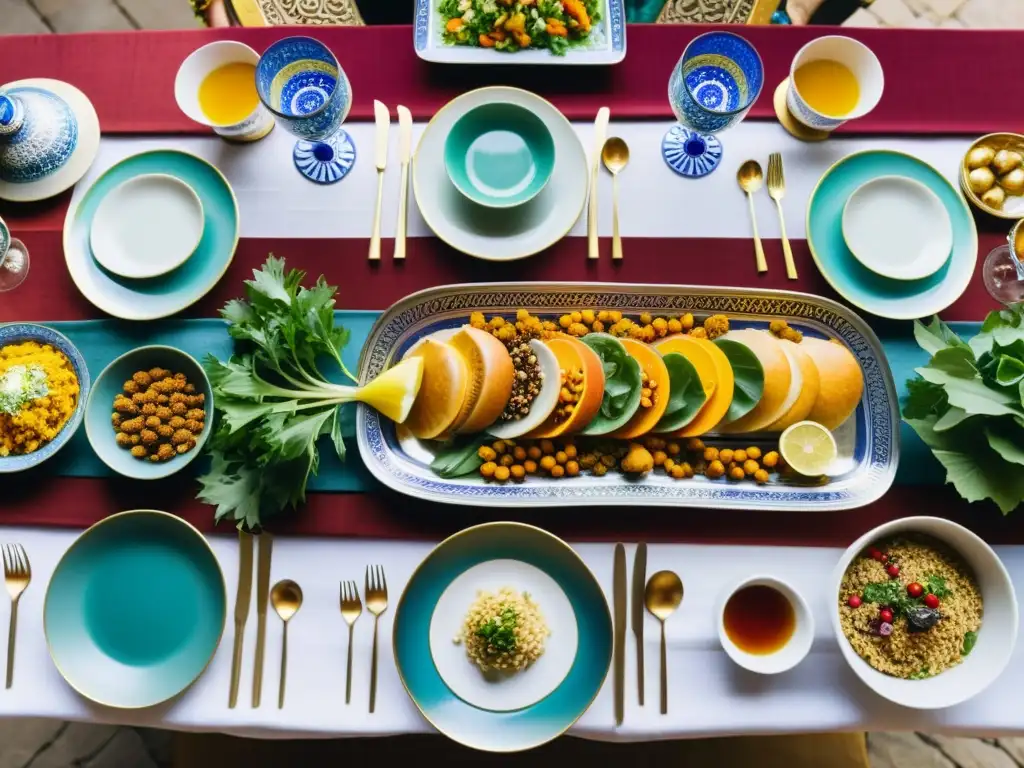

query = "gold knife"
[[394, 105, 412, 261], [631, 542, 647, 707], [229, 530, 254, 708], [588, 107, 610, 261], [251, 532, 274, 708], [226, 0, 267, 25], [613, 542, 626, 726], [368, 100, 390, 262]]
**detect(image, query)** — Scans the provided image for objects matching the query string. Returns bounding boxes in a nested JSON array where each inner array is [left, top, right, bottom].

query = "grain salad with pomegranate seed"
[[838, 535, 982, 680], [455, 587, 550, 672]]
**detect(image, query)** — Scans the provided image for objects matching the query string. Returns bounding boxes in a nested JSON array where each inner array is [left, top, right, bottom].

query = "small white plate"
[[842, 176, 953, 282], [89, 174, 205, 279], [413, 87, 588, 261]]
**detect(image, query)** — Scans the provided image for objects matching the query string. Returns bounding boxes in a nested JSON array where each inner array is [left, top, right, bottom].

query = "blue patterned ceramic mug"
[[786, 36, 884, 133], [174, 41, 274, 143], [255, 37, 351, 142]]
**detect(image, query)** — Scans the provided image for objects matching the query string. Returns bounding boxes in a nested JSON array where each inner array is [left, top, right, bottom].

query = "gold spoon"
[[602, 137, 629, 261], [737, 160, 768, 274], [645, 570, 683, 715], [271, 579, 303, 709]]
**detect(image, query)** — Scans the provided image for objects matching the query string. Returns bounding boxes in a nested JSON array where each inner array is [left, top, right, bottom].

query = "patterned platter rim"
[[355, 282, 900, 511]]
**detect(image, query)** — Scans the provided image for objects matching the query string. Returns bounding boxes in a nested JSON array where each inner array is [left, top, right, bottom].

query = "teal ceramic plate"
[[444, 102, 556, 209], [44, 510, 226, 708], [393, 522, 611, 752], [807, 150, 978, 320], [64, 150, 239, 320], [84, 346, 213, 480]]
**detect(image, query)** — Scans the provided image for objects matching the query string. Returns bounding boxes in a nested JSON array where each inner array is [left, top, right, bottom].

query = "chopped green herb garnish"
[[0, 364, 49, 415], [909, 667, 932, 680], [476, 604, 518, 653], [862, 581, 916, 618], [926, 575, 952, 598], [963, 631, 978, 656]]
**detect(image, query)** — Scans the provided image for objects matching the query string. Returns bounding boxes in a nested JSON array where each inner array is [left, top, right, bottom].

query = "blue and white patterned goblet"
[[255, 37, 356, 185], [664, 32, 764, 178]]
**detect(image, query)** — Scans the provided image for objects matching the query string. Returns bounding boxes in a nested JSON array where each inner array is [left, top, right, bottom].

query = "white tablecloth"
[[4, 120, 1005, 740]]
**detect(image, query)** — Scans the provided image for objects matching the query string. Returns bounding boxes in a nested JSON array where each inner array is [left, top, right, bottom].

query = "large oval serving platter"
[[356, 283, 899, 511]]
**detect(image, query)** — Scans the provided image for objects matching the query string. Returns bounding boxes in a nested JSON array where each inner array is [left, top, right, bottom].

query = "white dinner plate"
[[841, 175, 953, 282], [413, 87, 588, 261], [89, 174, 205, 279]]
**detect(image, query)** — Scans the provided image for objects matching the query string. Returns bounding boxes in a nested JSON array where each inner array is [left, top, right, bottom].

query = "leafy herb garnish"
[[925, 575, 952, 599], [963, 631, 978, 656], [909, 667, 932, 680], [903, 305, 1024, 514], [862, 581, 916, 618], [476, 605, 518, 653], [431, 436, 488, 478], [653, 352, 707, 433], [713, 338, 764, 423], [580, 334, 642, 435]]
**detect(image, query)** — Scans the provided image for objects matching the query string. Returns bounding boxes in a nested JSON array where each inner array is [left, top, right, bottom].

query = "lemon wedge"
[[779, 420, 837, 477], [356, 357, 424, 424]]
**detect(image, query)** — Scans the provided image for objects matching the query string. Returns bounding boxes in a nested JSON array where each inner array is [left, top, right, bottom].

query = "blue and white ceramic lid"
[[0, 79, 100, 203]]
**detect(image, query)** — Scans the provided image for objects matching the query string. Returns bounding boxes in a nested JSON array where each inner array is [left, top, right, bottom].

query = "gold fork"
[[365, 565, 388, 713], [3, 544, 31, 689], [767, 152, 798, 280], [340, 580, 362, 705]]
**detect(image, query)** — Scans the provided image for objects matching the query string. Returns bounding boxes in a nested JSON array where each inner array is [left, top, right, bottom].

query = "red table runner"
[[1, 25, 1022, 546], [1, 25, 1022, 135]]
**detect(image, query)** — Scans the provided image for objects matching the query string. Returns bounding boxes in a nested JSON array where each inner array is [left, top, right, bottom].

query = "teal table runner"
[[44, 314, 977, 490]]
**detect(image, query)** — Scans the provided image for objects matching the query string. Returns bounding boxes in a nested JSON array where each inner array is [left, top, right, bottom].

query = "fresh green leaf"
[[984, 421, 1024, 467], [933, 407, 971, 432], [714, 338, 764, 424], [970, 304, 1024, 358], [962, 631, 978, 656], [916, 367, 1020, 416], [862, 581, 916, 617], [653, 352, 707, 433], [931, 448, 1024, 515], [927, 347, 977, 379], [326, 406, 346, 463], [925, 574, 952, 598], [902, 378, 949, 420], [909, 668, 932, 680], [996, 354, 1024, 386], [580, 334, 643, 435], [430, 437, 487, 479], [913, 316, 970, 357]]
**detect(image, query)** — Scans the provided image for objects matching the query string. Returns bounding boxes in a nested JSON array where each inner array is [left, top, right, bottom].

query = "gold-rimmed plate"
[[44, 510, 226, 708], [412, 87, 588, 261]]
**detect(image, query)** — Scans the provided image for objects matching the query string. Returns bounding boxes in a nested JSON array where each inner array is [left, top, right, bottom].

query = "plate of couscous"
[[393, 522, 611, 751], [414, 0, 626, 64], [0, 323, 89, 473]]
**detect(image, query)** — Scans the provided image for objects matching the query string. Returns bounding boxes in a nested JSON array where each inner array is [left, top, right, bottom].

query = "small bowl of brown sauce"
[[718, 576, 813, 675]]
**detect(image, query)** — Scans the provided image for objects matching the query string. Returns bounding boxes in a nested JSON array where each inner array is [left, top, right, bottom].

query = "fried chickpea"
[[112, 413, 122, 428], [743, 459, 760, 476], [597, 310, 611, 323], [493, 466, 511, 482], [168, 416, 186, 430], [478, 445, 497, 462], [156, 443, 176, 461], [733, 449, 747, 463], [539, 439, 555, 455], [703, 447, 719, 462], [549, 464, 565, 478], [581, 309, 596, 325], [154, 406, 172, 421], [565, 460, 580, 476], [523, 459, 538, 474], [513, 446, 527, 462], [170, 392, 187, 404], [754, 469, 770, 484], [185, 409, 204, 421], [559, 314, 573, 329], [681, 462, 695, 478], [140, 403, 157, 417], [145, 416, 161, 429], [500, 453, 515, 467], [115, 432, 133, 447], [171, 402, 188, 416], [652, 317, 668, 336], [579, 453, 598, 470], [669, 464, 685, 479], [480, 461, 497, 479], [689, 327, 707, 339], [666, 442, 681, 456], [563, 444, 577, 459], [592, 462, 608, 477], [600, 454, 617, 468], [120, 417, 143, 434], [114, 398, 138, 415], [608, 310, 623, 323], [680, 313, 694, 330], [652, 450, 667, 467], [667, 318, 682, 334], [132, 371, 152, 387], [718, 448, 734, 464], [510, 464, 526, 481], [527, 445, 542, 461], [706, 460, 726, 479], [686, 438, 704, 452], [762, 451, 780, 468], [645, 436, 666, 451], [491, 440, 506, 455], [122, 380, 140, 395], [746, 446, 762, 460], [555, 450, 567, 465], [728, 466, 746, 481], [148, 367, 171, 381], [140, 429, 158, 445], [157, 394, 170, 405], [540, 455, 557, 471], [663, 458, 675, 472], [639, 312, 653, 325], [130, 445, 148, 458], [591, 320, 605, 333], [157, 424, 174, 439], [171, 429, 193, 446]]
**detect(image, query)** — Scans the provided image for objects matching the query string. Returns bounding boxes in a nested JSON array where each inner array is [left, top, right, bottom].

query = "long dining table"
[[1, 23, 1024, 741]]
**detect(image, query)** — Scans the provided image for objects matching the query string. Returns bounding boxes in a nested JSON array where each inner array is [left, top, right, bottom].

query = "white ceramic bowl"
[[717, 576, 814, 675], [831, 516, 1017, 710], [842, 176, 953, 281]]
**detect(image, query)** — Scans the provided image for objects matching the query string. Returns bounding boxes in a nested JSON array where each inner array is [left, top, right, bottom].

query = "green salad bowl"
[[84, 345, 213, 480], [444, 101, 556, 209]]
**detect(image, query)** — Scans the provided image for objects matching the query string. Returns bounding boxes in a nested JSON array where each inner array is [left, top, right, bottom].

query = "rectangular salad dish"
[[355, 283, 900, 510], [414, 0, 626, 64]]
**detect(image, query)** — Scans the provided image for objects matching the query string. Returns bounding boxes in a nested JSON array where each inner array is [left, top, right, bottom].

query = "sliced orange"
[[654, 335, 733, 437], [609, 338, 671, 439], [527, 335, 605, 439], [401, 338, 468, 439], [447, 326, 515, 435]]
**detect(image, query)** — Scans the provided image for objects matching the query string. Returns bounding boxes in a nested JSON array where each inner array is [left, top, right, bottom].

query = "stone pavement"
[[1, 0, 1023, 766]]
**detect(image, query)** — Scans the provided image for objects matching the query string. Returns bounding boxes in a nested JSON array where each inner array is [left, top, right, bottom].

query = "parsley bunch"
[[476, 605, 519, 653]]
